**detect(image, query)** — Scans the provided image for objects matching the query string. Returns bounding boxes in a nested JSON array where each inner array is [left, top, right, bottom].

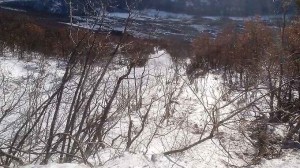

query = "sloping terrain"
[[0, 0, 292, 16]]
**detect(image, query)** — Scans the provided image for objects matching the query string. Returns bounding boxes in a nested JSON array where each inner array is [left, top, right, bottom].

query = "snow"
[[202, 16, 221, 21], [106, 9, 194, 21], [139, 9, 194, 21], [0, 56, 65, 79], [68, 9, 195, 35], [19, 150, 300, 168], [101, 152, 155, 168], [0, 0, 27, 12], [105, 9, 194, 24], [201, 15, 283, 22], [0, 0, 18, 3], [0, 49, 299, 168], [190, 24, 209, 32], [22, 163, 89, 168], [0, 57, 28, 78], [0, 6, 27, 12]]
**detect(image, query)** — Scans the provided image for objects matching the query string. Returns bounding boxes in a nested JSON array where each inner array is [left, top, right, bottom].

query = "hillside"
[[139, 0, 278, 16], [0, 0, 300, 167], [0, 0, 297, 16]]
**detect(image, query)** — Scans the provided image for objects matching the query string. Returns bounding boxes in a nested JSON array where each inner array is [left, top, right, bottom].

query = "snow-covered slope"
[[20, 150, 300, 168], [1, 48, 299, 168]]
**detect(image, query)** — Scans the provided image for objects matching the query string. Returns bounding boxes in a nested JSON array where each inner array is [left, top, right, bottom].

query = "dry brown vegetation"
[[0, 10, 160, 65], [190, 19, 300, 149]]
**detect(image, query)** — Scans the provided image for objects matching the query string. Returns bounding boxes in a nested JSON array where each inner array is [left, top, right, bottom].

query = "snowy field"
[[0, 48, 299, 168], [20, 150, 300, 168]]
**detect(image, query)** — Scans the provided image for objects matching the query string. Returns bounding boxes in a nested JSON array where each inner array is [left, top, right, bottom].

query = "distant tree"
[[296, 0, 300, 13]]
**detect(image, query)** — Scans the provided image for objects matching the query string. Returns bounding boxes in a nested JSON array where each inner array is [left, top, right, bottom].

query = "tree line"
[[190, 18, 300, 147], [0, 10, 158, 65]]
